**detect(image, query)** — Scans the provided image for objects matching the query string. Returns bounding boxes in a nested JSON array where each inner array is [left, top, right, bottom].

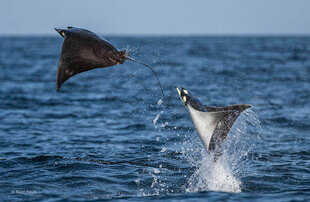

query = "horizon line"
[[0, 32, 310, 37]]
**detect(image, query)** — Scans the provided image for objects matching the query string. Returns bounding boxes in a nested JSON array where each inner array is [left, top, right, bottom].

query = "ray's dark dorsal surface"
[[176, 86, 251, 160], [55, 27, 164, 98], [55, 27, 127, 92]]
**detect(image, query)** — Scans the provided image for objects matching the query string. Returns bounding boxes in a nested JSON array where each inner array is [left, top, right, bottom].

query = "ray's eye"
[[183, 89, 189, 94], [61, 31, 65, 37]]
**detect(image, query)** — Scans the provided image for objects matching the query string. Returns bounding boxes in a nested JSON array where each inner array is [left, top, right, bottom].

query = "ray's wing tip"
[[56, 81, 61, 92], [239, 104, 252, 112], [245, 104, 252, 109]]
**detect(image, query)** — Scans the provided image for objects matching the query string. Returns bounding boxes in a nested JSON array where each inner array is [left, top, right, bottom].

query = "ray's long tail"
[[126, 57, 165, 99]]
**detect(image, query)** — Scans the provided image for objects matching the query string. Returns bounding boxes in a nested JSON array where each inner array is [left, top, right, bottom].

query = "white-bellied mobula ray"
[[176, 87, 251, 161]]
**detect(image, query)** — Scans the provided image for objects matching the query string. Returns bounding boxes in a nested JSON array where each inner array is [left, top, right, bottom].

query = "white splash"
[[139, 109, 261, 196], [160, 147, 167, 152], [153, 110, 164, 128], [185, 155, 241, 193], [152, 99, 165, 128], [135, 178, 140, 185], [157, 99, 163, 106], [184, 109, 261, 193], [160, 122, 169, 128], [153, 168, 161, 174]]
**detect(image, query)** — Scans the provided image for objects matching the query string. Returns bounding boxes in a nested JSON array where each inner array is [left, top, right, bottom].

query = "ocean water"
[[0, 36, 309, 201]]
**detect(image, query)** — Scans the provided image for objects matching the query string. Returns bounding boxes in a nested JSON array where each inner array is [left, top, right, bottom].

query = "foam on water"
[[186, 156, 242, 193]]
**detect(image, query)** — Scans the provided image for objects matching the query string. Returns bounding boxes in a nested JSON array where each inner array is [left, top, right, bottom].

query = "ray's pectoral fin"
[[208, 110, 242, 153], [187, 104, 231, 151], [205, 104, 251, 113], [56, 60, 101, 92], [208, 104, 251, 154], [56, 49, 127, 92], [187, 104, 251, 153]]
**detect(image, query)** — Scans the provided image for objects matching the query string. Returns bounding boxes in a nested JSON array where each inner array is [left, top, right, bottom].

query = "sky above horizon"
[[1, 0, 310, 35]]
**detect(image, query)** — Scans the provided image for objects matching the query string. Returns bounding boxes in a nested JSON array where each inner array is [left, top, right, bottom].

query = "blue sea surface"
[[0, 36, 309, 201]]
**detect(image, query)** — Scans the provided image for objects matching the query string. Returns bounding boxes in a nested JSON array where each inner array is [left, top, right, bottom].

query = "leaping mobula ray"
[[55, 27, 164, 98], [176, 87, 251, 160]]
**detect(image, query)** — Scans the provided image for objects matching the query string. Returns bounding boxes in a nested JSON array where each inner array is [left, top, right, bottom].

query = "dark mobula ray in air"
[[55, 27, 164, 98]]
